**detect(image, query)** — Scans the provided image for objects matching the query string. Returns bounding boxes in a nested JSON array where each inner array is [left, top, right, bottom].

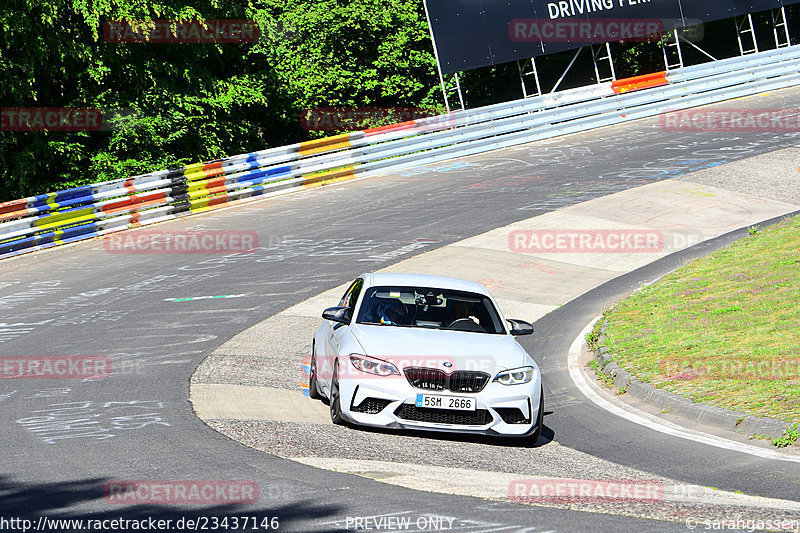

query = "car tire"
[[527, 387, 544, 444], [329, 361, 346, 426], [309, 344, 323, 400]]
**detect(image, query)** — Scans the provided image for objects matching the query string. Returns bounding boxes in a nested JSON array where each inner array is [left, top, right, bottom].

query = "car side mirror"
[[322, 306, 351, 325], [507, 319, 534, 336]]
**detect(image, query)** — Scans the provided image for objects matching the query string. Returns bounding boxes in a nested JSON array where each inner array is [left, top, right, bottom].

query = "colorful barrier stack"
[[2, 45, 800, 260]]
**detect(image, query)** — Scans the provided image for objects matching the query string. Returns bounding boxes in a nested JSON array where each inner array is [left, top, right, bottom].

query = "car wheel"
[[309, 344, 323, 400], [527, 387, 544, 444], [329, 361, 346, 426]]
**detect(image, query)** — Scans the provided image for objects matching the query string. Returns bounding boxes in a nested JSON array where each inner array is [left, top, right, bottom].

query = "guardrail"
[[2, 44, 800, 260]]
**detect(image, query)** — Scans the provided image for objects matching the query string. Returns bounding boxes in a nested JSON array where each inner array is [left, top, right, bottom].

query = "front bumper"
[[338, 374, 542, 437]]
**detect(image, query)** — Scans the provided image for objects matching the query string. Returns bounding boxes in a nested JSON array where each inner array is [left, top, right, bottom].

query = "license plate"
[[415, 394, 476, 411]]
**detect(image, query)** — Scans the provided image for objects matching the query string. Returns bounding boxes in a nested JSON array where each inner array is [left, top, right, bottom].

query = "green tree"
[[251, 0, 442, 136], [1, 0, 441, 202]]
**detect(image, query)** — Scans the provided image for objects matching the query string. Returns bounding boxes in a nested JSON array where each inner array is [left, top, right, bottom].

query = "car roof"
[[360, 272, 492, 297]]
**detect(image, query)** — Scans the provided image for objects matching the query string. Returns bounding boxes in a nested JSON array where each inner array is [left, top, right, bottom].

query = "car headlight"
[[349, 354, 399, 376], [493, 366, 535, 385]]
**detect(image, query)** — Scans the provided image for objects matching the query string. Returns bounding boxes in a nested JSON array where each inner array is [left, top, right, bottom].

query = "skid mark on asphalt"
[[15, 400, 172, 445], [24, 388, 72, 399], [0, 390, 18, 402], [542, 387, 583, 410], [0, 281, 65, 310], [0, 319, 55, 343]]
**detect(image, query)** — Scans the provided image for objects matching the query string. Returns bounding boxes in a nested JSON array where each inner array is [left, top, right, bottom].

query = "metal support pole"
[[592, 48, 602, 84], [551, 47, 583, 93], [662, 29, 684, 71], [674, 30, 685, 68], [678, 34, 717, 62], [592, 42, 616, 83], [517, 58, 542, 98], [530, 57, 542, 97], [606, 42, 616, 81], [453, 73, 465, 111], [782, 6, 791, 46], [423, 0, 451, 113], [736, 14, 759, 55], [748, 13, 759, 54], [772, 6, 791, 48]]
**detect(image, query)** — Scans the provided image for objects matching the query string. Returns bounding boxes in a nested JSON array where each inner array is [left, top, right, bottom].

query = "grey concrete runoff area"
[[1, 86, 800, 532]]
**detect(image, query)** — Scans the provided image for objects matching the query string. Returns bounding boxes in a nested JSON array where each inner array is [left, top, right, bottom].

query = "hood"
[[349, 324, 528, 375]]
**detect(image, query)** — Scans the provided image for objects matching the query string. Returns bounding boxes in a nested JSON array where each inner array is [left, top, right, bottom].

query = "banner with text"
[[426, 0, 798, 74]]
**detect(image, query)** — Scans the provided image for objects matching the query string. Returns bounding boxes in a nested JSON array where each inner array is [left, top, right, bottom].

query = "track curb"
[[589, 289, 799, 442]]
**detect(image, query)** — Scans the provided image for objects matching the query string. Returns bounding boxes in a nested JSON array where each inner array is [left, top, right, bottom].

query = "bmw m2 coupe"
[[310, 273, 544, 442]]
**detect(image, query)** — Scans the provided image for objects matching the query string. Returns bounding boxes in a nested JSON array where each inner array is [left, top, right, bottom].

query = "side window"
[[338, 278, 364, 312]]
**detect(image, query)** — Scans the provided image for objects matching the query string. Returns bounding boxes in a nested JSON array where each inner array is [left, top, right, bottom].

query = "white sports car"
[[310, 273, 544, 442]]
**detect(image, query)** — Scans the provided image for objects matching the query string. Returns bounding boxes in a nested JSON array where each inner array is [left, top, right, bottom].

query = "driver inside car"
[[378, 299, 408, 326], [446, 299, 479, 327]]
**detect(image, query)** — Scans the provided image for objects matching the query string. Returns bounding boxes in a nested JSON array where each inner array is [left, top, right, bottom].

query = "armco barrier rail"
[[2, 44, 800, 259]]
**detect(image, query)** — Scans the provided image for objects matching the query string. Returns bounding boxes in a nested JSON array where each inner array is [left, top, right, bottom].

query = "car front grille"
[[354, 398, 393, 414], [449, 371, 491, 393], [394, 404, 492, 426], [404, 367, 490, 393], [494, 407, 530, 424]]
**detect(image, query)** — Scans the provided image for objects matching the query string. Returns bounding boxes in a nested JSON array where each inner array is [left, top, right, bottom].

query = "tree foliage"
[[0, 0, 440, 201]]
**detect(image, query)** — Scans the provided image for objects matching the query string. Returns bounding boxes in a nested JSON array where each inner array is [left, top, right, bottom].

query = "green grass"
[[588, 359, 616, 388], [772, 424, 799, 448], [599, 214, 800, 424]]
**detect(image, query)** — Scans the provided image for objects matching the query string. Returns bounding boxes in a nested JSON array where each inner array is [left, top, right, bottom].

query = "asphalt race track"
[[1, 87, 800, 532]]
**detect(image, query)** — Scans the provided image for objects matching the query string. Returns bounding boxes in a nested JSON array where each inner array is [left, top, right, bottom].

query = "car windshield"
[[356, 286, 506, 334]]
